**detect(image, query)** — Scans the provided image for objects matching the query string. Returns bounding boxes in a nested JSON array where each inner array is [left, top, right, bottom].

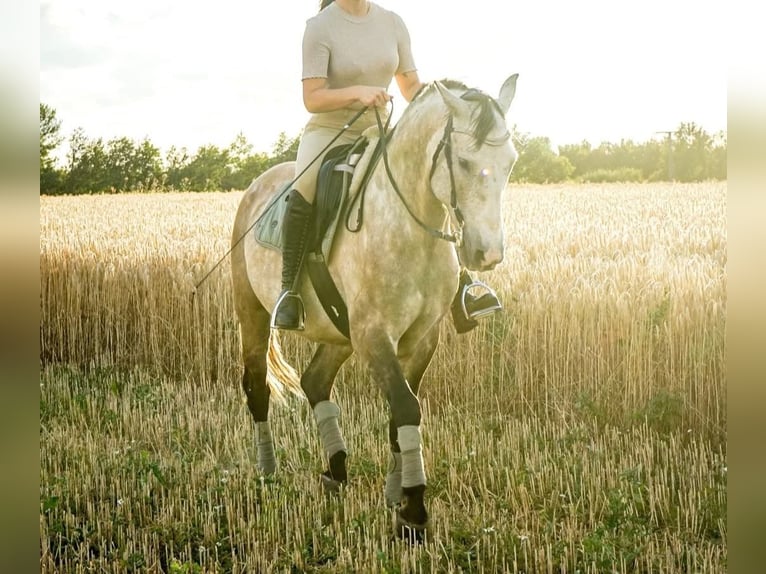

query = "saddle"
[[253, 129, 386, 337]]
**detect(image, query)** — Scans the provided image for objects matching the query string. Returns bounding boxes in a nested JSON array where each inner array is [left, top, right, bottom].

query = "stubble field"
[[40, 182, 726, 573]]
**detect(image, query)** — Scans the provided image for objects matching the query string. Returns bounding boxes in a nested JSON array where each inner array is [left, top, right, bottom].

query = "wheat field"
[[39, 182, 726, 573]]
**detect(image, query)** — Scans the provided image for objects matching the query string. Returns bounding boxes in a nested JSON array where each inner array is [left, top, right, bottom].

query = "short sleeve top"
[[302, 2, 417, 90]]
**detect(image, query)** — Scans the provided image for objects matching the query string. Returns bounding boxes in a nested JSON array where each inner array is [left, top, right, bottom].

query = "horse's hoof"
[[320, 473, 345, 496], [257, 466, 276, 477], [394, 510, 428, 544], [384, 477, 402, 507]]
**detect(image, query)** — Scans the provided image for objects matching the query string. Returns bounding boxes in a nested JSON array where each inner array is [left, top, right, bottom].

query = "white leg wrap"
[[254, 421, 276, 475], [397, 425, 426, 488], [384, 451, 403, 507], [314, 400, 347, 458]]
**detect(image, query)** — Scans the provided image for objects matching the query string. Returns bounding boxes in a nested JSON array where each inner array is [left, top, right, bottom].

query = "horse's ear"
[[497, 74, 519, 115], [435, 81, 470, 117]]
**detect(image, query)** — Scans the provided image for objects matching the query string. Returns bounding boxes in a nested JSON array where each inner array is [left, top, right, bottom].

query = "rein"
[[345, 103, 463, 244], [373, 106, 462, 244]]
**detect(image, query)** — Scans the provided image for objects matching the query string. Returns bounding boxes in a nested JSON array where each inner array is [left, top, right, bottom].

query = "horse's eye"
[[458, 157, 471, 172]]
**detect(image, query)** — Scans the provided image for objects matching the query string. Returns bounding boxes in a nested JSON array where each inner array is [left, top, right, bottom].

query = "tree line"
[[40, 103, 726, 195]]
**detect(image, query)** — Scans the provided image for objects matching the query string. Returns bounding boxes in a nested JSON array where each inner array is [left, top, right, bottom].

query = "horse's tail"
[[266, 330, 305, 403]]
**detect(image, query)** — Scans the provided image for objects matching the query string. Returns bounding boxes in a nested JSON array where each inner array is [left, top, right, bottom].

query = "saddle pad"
[[253, 183, 291, 251]]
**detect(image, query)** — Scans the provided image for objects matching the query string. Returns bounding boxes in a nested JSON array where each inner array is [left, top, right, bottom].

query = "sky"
[[40, 0, 727, 160]]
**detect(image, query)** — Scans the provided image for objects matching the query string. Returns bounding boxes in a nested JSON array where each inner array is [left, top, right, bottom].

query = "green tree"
[[268, 131, 301, 167], [560, 139, 664, 182], [222, 133, 270, 190], [42, 107, 725, 193], [233, 153, 270, 189], [103, 137, 163, 191], [132, 139, 164, 190], [40, 103, 64, 193], [164, 146, 192, 190], [182, 145, 231, 191], [558, 140, 594, 178], [64, 129, 110, 193], [672, 122, 713, 181], [709, 131, 727, 180], [510, 136, 574, 183], [631, 139, 665, 181]]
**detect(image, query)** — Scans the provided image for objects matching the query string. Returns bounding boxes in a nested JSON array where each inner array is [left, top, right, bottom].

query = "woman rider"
[[273, 0, 501, 334]]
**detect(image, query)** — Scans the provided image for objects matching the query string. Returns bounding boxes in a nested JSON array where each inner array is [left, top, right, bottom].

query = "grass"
[[40, 182, 726, 572], [39, 364, 726, 573]]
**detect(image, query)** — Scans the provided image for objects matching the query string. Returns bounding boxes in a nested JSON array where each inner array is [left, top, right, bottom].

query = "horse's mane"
[[407, 79, 504, 149]]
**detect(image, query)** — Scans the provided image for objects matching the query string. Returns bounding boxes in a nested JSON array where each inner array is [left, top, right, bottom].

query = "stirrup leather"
[[270, 291, 305, 330], [459, 280, 502, 320]]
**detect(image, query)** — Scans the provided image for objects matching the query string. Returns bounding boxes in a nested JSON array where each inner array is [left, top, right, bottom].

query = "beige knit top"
[[302, 2, 417, 93]]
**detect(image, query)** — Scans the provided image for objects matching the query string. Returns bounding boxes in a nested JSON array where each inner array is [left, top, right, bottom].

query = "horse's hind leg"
[[239, 309, 276, 474], [233, 257, 277, 474], [301, 344, 353, 489]]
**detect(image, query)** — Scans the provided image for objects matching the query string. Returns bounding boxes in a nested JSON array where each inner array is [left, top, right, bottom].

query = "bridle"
[[427, 114, 465, 239], [372, 89, 510, 246]]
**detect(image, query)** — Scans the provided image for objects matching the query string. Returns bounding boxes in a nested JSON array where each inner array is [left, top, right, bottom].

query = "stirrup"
[[270, 291, 305, 330], [460, 280, 502, 321]]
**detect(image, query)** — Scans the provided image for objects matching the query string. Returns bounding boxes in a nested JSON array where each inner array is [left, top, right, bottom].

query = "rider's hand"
[[354, 86, 392, 108]]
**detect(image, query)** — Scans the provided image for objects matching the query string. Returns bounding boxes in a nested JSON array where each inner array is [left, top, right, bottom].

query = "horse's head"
[[430, 75, 518, 271]]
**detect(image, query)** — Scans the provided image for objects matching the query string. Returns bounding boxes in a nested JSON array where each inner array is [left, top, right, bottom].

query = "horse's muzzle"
[[460, 245, 504, 271]]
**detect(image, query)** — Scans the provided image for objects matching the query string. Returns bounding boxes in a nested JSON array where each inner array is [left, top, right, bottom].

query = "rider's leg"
[[271, 123, 330, 331], [272, 118, 372, 331], [272, 189, 314, 330]]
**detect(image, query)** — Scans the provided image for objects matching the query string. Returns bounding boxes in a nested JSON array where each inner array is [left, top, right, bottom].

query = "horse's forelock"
[[409, 80, 504, 149], [461, 89, 504, 149]]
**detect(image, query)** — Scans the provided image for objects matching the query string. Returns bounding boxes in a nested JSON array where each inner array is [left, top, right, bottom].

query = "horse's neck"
[[333, 102, 459, 301], [343, 104, 457, 287], [374, 105, 447, 232]]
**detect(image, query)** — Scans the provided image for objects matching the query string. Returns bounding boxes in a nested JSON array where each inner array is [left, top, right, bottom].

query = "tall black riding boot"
[[450, 269, 502, 334], [272, 191, 313, 330]]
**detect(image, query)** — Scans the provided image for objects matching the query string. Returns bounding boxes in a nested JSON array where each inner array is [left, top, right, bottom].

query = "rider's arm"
[[302, 78, 391, 113], [396, 70, 424, 103]]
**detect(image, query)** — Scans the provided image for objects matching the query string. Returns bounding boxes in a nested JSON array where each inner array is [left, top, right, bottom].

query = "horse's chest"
[[353, 252, 456, 311]]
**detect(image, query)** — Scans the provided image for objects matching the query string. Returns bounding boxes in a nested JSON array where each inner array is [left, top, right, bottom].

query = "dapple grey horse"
[[231, 75, 518, 540]]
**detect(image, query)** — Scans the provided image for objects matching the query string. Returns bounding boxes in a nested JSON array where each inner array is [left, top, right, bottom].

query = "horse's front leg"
[[385, 325, 440, 510], [301, 343, 353, 490], [356, 332, 429, 540]]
